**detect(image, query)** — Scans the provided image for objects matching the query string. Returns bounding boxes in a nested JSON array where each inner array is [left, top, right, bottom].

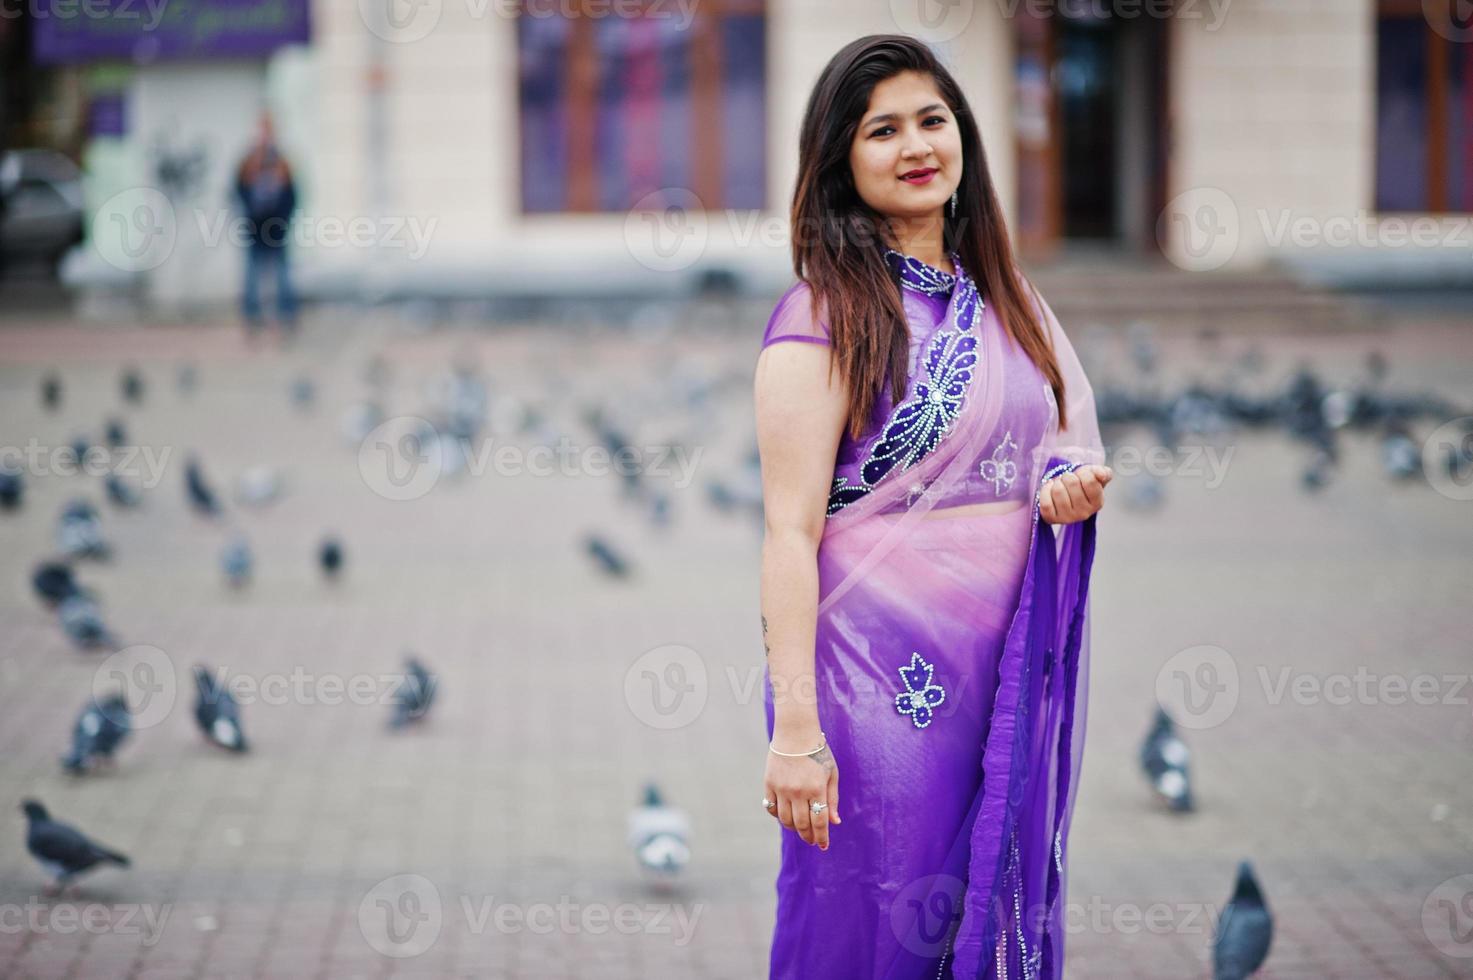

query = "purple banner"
[[34, 0, 311, 66]]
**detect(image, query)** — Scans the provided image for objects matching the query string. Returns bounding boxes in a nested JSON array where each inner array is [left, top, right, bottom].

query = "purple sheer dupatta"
[[761, 257, 1103, 979]]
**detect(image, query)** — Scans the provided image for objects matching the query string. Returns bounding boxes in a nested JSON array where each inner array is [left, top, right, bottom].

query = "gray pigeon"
[[22, 799, 130, 894], [59, 591, 114, 650], [62, 691, 131, 773], [221, 535, 253, 589], [105, 474, 141, 509], [0, 464, 23, 510], [120, 366, 144, 405], [42, 372, 62, 412], [58, 499, 109, 559], [33, 562, 82, 607], [318, 536, 344, 580], [627, 783, 691, 886], [185, 456, 222, 517], [1214, 861, 1273, 979], [193, 665, 247, 752], [1139, 707, 1193, 812], [389, 656, 437, 729], [584, 534, 631, 579]]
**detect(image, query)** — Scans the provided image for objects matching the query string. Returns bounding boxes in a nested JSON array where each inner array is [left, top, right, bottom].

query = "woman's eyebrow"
[[862, 103, 947, 128]]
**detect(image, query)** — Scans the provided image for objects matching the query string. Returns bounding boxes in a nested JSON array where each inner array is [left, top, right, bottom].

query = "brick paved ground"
[[0, 299, 1470, 979]]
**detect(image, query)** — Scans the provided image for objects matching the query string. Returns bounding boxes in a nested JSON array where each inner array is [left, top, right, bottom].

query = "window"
[[1375, 1, 1472, 212], [517, 0, 766, 214]]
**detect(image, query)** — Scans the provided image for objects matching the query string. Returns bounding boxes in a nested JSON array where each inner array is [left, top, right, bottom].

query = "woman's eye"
[[871, 126, 894, 138], [924, 115, 947, 126]]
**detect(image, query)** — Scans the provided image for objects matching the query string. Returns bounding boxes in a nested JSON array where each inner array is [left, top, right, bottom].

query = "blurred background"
[[1, 1, 1471, 978]]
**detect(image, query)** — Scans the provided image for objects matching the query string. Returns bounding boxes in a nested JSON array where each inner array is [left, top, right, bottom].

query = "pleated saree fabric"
[[760, 249, 1104, 979]]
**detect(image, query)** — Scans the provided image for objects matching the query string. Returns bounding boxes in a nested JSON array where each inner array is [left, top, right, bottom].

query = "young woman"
[[754, 35, 1112, 979]]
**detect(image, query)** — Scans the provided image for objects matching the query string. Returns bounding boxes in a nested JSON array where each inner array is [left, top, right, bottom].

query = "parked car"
[[0, 149, 85, 278]]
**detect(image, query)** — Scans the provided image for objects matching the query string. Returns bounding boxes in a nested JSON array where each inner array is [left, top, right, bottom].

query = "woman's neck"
[[884, 213, 950, 273]]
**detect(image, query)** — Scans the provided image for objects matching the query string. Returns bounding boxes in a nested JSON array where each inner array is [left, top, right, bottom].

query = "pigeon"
[[105, 474, 142, 508], [104, 417, 128, 449], [0, 465, 22, 510], [57, 499, 109, 559], [1139, 707, 1193, 812], [33, 562, 82, 607], [42, 372, 63, 412], [193, 665, 247, 752], [120, 366, 144, 405], [389, 656, 437, 729], [21, 800, 130, 894], [59, 591, 115, 650], [234, 466, 284, 508], [1381, 422, 1421, 481], [627, 783, 691, 886], [1213, 861, 1273, 979], [185, 455, 222, 517], [289, 375, 315, 411], [584, 534, 631, 579], [62, 692, 131, 773], [221, 535, 253, 589], [318, 536, 344, 580]]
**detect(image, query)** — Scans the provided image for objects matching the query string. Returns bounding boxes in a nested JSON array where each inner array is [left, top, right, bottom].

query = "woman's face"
[[848, 70, 963, 227]]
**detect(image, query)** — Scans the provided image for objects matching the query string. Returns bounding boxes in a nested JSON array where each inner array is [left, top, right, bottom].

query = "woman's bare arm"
[[754, 339, 849, 848]]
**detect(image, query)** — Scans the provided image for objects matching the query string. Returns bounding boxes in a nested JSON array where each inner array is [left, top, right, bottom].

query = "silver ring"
[[762, 797, 776, 810], [809, 801, 828, 814]]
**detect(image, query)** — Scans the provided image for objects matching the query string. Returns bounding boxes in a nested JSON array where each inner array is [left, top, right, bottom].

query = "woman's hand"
[[1039, 464, 1113, 525], [764, 739, 841, 851]]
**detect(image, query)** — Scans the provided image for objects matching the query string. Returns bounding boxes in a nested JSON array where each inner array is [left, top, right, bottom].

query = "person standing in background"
[[235, 112, 298, 340]]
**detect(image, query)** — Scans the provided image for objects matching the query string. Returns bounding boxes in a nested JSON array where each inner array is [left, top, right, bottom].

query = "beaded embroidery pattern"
[[894, 652, 947, 729], [980, 429, 1019, 495], [826, 249, 985, 517]]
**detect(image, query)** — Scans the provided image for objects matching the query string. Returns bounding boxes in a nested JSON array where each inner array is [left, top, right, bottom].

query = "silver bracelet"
[[769, 731, 826, 757]]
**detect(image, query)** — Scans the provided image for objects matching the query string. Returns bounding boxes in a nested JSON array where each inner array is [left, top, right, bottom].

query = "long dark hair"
[[792, 34, 1066, 440]]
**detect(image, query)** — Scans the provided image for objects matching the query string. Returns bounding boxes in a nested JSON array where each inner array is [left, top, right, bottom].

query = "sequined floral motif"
[[980, 429, 1019, 494], [894, 652, 947, 729], [825, 249, 985, 517]]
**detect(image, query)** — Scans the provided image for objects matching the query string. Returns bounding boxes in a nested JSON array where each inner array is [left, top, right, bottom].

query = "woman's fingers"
[[810, 798, 830, 850], [764, 783, 778, 819], [790, 793, 814, 844], [828, 765, 841, 824], [1059, 471, 1090, 516], [1048, 480, 1071, 522], [1076, 468, 1104, 510], [777, 795, 795, 831]]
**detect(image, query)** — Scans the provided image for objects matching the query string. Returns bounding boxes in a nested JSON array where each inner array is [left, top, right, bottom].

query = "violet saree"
[[759, 249, 1104, 979]]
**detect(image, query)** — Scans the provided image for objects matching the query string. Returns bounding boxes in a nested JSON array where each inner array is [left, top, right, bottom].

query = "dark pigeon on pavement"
[[193, 665, 247, 752], [22, 799, 130, 894], [62, 691, 132, 774], [1214, 861, 1273, 980]]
